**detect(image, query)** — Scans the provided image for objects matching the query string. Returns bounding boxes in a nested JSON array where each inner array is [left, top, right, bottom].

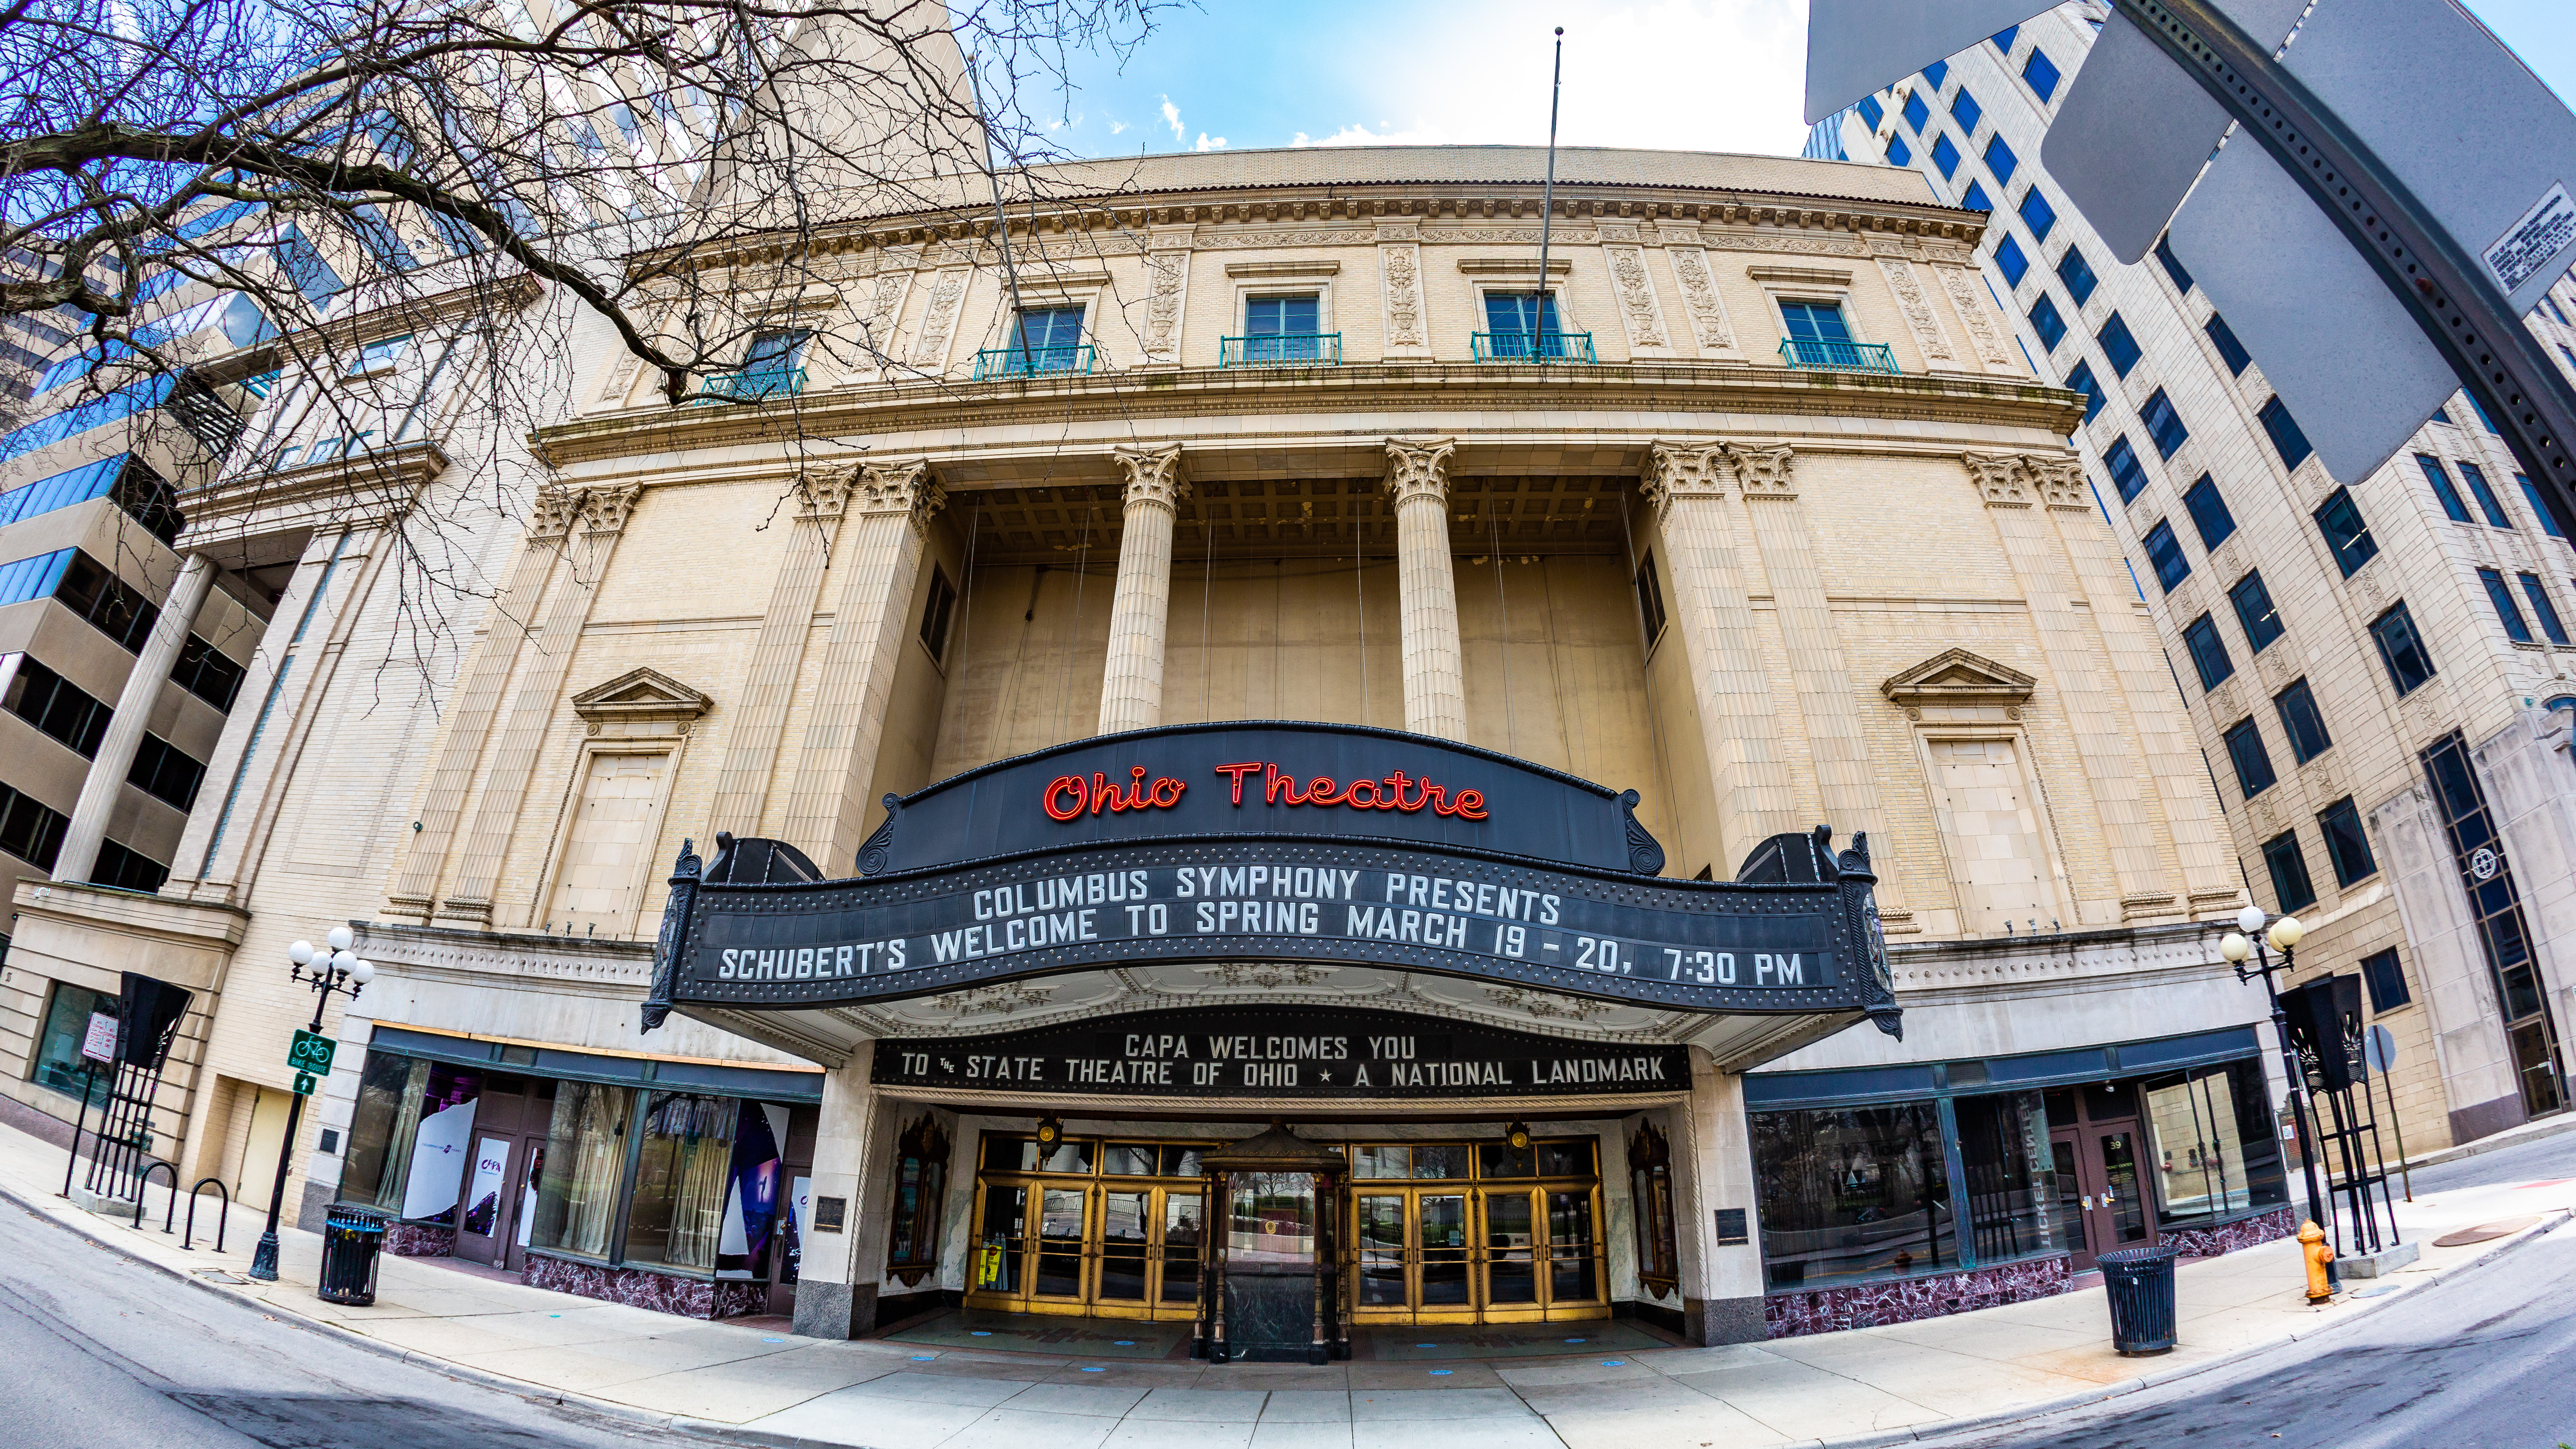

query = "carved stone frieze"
[[1663, 246, 1735, 352], [1197, 228, 1369, 249], [1934, 264, 2016, 367], [1603, 244, 1672, 352], [1141, 249, 1188, 361], [1379, 242, 1427, 351], [910, 266, 970, 367], [1702, 229, 1868, 258], [1876, 258, 1956, 364]]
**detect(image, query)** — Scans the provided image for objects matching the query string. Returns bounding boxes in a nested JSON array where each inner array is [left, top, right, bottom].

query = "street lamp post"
[[2219, 905, 2334, 1286], [246, 927, 372, 1283]]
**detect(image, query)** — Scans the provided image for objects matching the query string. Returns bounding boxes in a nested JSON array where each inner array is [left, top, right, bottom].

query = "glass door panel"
[[2096, 1131, 2150, 1246], [1160, 1193, 1202, 1305], [2049, 1138, 2096, 1270], [1035, 1187, 1087, 1298], [1546, 1190, 1598, 1304], [1483, 1190, 1537, 1305], [1418, 1193, 1471, 1309], [1100, 1190, 1151, 1301], [976, 1183, 1028, 1296], [1356, 1195, 1408, 1309]]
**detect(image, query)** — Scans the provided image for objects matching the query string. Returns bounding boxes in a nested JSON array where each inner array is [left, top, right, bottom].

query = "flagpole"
[[1533, 27, 1564, 357]]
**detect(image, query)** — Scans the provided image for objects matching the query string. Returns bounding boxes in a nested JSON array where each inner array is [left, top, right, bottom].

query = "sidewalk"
[[4, 1118, 2567, 1449]]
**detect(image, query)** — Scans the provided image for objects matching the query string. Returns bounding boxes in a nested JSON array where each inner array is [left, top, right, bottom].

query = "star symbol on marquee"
[[1319, 1069, 1334, 1082]]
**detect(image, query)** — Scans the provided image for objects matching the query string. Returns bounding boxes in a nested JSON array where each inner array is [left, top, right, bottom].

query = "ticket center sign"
[[644, 722, 1901, 1032]]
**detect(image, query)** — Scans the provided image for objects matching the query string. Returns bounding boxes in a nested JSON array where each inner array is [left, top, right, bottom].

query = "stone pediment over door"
[[1881, 649, 2036, 721], [571, 667, 713, 737]]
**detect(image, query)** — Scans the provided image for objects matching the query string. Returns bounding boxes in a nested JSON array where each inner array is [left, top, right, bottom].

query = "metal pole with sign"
[[2366, 1024, 2412, 1202], [247, 930, 371, 1283]]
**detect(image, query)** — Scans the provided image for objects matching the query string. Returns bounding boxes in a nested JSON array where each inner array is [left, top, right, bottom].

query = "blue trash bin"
[[2098, 1244, 2181, 1354]]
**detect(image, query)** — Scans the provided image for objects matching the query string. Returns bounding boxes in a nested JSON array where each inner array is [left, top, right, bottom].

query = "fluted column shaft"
[[1098, 447, 1188, 735], [707, 469, 859, 836], [54, 552, 218, 882], [782, 462, 944, 870], [1385, 438, 1467, 739]]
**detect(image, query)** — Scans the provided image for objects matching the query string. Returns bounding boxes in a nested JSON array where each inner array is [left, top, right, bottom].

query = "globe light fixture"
[[2269, 915, 2307, 952], [2220, 932, 2252, 964], [288, 940, 316, 966], [250, 927, 373, 1284], [327, 925, 354, 952], [2236, 904, 2267, 936]]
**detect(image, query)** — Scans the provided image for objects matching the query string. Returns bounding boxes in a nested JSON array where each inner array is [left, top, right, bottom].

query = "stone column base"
[[791, 1280, 879, 1339], [1685, 1295, 1767, 1344]]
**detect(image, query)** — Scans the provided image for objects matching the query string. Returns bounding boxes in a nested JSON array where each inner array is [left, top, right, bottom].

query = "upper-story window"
[[2143, 518, 2191, 592], [2419, 454, 2472, 522], [2023, 47, 2062, 102], [2370, 601, 2434, 693], [2028, 293, 2066, 350], [2056, 245, 2097, 306], [2155, 234, 2195, 293], [2520, 474, 2568, 540], [2099, 312, 2142, 377], [1951, 86, 1982, 134], [1888, 133, 1914, 168], [2518, 573, 2570, 645], [2106, 435, 2149, 503], [1992, 24, 2020, 53], [2481, 568, 2534, 643], [2231, 570, 2285, 652], [1777, 299, 1890, 373], [1923, 60, 1949, 91], [2457, 461, 2512, 529], [1780, 301, 1852, 344], [2314, 488, 2378, 575], [1985, 133, 2019, 187], [1902, 91, 1931, 134], [713, 327, 812, 398], [980, 306, 1090, 378], [1235, 294, 1331, 365], [2183, 474, 2236, 549], [2260, 396, 2315, 469], [2204, 314, 2252, 376], [2018, 187, 2057, 242], [2141, 389, 2189, 458], [1931, 133, 1961, 178], [346, 333, 412, 376], [2183, 613, 2233, 690], [2065, 360, 2104, 423], [1481, 291, 1585, 361], [1994, 233, 2029, 286], [1961, 180, 1993, 213]]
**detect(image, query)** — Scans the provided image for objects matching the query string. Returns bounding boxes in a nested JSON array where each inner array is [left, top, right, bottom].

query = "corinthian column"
[[1097, 446, 1188, 735], [1384, 438, 1467, 739], [781, 461, 945, 870]]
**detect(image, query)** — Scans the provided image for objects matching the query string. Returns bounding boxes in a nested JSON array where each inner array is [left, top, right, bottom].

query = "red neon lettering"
[[1149, 776, 1186, 807], [1345, 778, 1383, 809], [1089, 772, 1113, 816], [1386, 771, 1429, 812], [1043, 776, 1087, 820], [1213, 762, 1263, 804], [1265, 764, 1315, 805], [1418, 782, 1449, 813], [1304, 774, 1344, 805], [1450, 788, 1487, 820]]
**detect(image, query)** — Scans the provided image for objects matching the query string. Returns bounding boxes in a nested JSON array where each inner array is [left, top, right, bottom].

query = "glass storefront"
[[31, 981, 115, 1096], [1751, 1030, 2281, 1292], [338, 1038, 815, 1304]]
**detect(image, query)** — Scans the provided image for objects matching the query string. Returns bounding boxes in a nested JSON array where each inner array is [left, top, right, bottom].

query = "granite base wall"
[[1764, 1254, 2073, 1338], [2161, 1206, 2296, 1257], [522, 1254, 766, 1319], [383, 1221, 455, 1257]]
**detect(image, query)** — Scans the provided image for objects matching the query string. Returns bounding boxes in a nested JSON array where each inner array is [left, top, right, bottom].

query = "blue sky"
[[1004, 0, 2574, 162]]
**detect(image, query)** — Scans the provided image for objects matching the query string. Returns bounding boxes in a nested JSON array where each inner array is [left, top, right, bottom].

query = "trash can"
[[316, 1203, 388, 1306], [2098, 1244, 2181, 1355]]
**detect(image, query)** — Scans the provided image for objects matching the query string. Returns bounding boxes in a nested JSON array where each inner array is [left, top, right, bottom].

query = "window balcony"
[[973, 343, 1096, 380], [698, 366, 806, 401], [1220, 333, 1342, 368], [1777, 338, 1903, 375], [1471, 331, 1596, 363]]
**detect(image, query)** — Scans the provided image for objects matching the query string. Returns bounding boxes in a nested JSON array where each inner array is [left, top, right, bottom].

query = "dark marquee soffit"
[[640, 722, 1902, 1036]]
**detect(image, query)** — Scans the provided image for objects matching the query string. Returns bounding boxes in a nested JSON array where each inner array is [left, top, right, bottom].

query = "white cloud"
[[1109, 118, 1128, 135], [1160, 95, 1183, 141], [1194, 132, 1228, 151], [1283, 0, 1812, 157]]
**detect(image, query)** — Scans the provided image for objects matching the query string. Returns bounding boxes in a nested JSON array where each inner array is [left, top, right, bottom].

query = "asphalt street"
[[4, 1125, 2574, 1449], [1927, 1137, 2576, 1449], [0, 1195, 657, 1449]]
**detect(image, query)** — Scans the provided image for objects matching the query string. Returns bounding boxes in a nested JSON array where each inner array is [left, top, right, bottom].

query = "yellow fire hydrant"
[[2299, 1219, 2335, 1303]]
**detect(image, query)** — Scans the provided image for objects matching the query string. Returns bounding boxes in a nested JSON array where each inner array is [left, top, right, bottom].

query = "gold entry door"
[[1346, 1188, 1474, 1324], [964, 1136, 1207, 1322], [1346, 1158, 1608, 1324]]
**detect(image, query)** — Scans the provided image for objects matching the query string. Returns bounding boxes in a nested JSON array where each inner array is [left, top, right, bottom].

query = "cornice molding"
[[177, 438, 450, 545], [535, 363, 2086, 468]]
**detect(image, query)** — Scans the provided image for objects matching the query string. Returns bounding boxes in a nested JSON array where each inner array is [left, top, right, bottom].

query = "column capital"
[[1640, 441, 1729, 518], [1112, 444, 1190, 510], [1382, 437, 1456, 506], [532, 482, 643, 539], [856, 460, 946, 535], [1723, 442, 1797, 500], [1964, 450, 2087, 511], [799, 465, 860, 522]]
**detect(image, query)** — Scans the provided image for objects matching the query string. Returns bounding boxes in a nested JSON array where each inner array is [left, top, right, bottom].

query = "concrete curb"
[[2390, 1110, 2576, 1174], [7, 1170, 2564, 1449], [1812, 1207, 2573, 1449]]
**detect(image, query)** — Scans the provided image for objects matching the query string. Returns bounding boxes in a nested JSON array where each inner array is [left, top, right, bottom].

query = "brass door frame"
[[1344, 1182, 1610, 1325], [964, 1174, 1204, 1322]]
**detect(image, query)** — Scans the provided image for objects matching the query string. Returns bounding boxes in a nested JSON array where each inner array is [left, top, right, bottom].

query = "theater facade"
[[280, 145, 2286, 1349]]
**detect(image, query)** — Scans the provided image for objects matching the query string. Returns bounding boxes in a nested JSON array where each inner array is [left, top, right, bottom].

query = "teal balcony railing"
[[1777, 338, 1902, 375], [974, 343, 1096, 380], [699, 366, 806, 401], [1471, 331, 1596, 363], [1220, 333, 1342, 368]]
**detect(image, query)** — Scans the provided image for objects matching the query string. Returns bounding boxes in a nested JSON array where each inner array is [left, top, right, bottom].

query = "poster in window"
[[717, 1102, 788, 1279], [463, 1137, 510, 1235], [400, 1096, 478, 1221], [786, 1174, 810, 1284]]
